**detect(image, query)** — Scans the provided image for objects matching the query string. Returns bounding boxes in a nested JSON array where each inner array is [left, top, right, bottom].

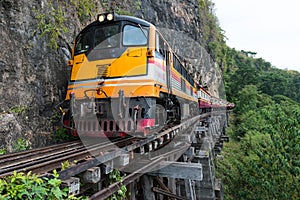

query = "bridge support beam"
[[142, 175, 155, 200], [148, 161, 203, 181]]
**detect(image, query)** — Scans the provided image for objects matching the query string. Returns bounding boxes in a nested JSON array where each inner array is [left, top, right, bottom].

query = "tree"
[[234, 85, 259, 115], [218, 100, 300, 199]]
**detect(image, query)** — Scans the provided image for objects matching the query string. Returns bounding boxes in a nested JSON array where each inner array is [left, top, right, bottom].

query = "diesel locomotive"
[[60, 12, 232, 137]]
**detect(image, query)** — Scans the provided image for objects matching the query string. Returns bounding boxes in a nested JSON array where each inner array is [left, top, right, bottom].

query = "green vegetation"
[[106, 169, 128, 200], [36, 1, 68, 50], [0, 170, 86, 199], [71, 0, 98, 22], [9, 105, 28, 114], [198, 0, 229, 71], [99, 0, 109, 11], [99, 0, 136, 16], [0, 148, 6, 155], [134, 1, 142, 11], [50, 110, 76, 143], [54, 127, 76, 143], [217, 90, 300, 199], [198, 1, 300, 199], [36, 0, 100, 50], [61, 160, 77, 171], [222, 49, 300, 104], [13, 138, 30, 152], [35, 0, 139, 50], [115, 8, 133, 16]]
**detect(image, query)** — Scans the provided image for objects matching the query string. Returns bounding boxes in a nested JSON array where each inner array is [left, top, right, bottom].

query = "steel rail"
[[0, 140, 81, 164], [0, 142, 85, 169], [0, 137, 134, 178]]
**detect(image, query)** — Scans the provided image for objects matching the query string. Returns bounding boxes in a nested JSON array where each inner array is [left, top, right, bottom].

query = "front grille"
[[75, 119, 134, 132]]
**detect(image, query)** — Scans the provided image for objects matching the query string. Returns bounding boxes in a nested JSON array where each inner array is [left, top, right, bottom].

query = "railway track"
[[0, 137, 135, 178], [1, 116, 205, 176], [0, 114, 210, 178], [0, 140, 82, 168], [0, 113, 216, 198]]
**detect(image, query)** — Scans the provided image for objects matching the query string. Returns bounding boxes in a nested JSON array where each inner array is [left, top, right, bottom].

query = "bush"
[[0, 170, 86, 199]]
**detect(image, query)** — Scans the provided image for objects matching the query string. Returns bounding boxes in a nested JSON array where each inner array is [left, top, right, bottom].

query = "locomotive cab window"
[[123, 24, 148, 46], [74, 29, 93, 54], [74, 24, 120, 55]]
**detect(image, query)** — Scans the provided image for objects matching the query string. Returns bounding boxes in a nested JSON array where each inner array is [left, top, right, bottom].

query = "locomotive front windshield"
[[74, 23, 148, 56], [123, 24, 148, 46]]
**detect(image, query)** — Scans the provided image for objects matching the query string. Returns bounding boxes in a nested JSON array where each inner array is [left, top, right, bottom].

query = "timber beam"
[[152, 187, 187, 200], [148, 161, 203, 181]]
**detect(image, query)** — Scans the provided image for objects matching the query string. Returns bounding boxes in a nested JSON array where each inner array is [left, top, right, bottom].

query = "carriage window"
[[173, 55, 181, 73], [123, 25, 148, 46]]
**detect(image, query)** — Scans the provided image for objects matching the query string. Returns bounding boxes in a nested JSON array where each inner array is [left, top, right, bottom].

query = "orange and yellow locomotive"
[[62, 13, 201, 137]]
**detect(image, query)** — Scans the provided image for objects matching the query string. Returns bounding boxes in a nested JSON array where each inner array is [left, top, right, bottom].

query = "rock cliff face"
[[0, 0, 223, 151], [0, 0, 73, 149]]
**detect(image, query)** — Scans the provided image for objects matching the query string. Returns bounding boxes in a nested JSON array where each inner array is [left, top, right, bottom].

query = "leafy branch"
[[36, 1, 67, 50], [106, 169, 128, 200], [0, 170, 86, 199], [71, 0, 98, 22]]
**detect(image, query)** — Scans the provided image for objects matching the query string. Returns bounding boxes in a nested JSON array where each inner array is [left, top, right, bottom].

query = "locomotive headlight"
[[107, 13, 113, 21], [98, 14, 105, 22]]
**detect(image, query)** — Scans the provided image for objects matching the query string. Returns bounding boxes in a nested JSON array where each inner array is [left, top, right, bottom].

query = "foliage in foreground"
[[0, 170, 86, 200], [106, 169, 128, 200]]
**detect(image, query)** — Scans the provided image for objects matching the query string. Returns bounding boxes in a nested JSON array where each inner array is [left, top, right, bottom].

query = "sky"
[[213, 0, 300, 72]]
